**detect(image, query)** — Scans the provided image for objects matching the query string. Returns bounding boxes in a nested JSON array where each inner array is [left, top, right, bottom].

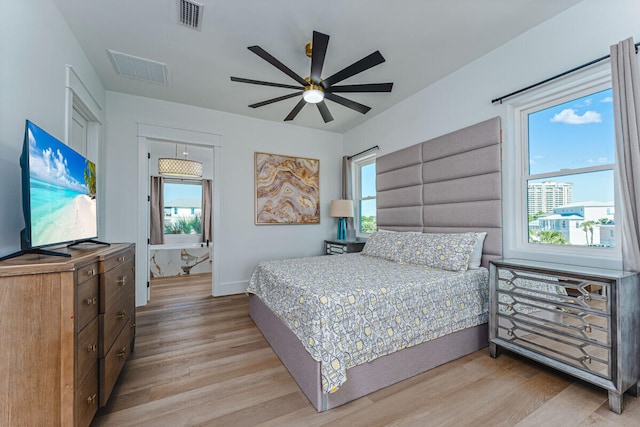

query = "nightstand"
[[324, 238, 367, 255]]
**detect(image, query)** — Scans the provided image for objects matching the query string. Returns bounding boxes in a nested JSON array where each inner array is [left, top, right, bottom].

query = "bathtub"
[[149, 243, 212, 277]]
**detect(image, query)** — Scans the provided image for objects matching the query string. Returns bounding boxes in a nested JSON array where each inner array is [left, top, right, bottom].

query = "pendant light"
[[158, 144, 203, 178]]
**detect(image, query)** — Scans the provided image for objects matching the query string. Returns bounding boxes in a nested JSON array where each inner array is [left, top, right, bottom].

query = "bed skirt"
[[249, 294, 488, 412]]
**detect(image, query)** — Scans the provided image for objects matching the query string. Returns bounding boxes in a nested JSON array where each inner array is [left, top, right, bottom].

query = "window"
[[163, 181, 202, 235], [520, 82, 616, 250], [354, 156, 376, 234]]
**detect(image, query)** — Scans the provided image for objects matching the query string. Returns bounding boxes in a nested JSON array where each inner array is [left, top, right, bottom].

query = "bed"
[[248, 117, 502, 411]]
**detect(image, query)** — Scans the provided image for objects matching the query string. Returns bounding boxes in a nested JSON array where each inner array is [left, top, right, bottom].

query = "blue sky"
[[528, 88, 615, 202], [164, 182, 202, 203], [28, 121, 89, 194], [360, 162, 377, 217]]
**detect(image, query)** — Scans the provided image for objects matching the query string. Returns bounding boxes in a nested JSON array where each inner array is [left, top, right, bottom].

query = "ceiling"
[[53, 0, 584, 133]]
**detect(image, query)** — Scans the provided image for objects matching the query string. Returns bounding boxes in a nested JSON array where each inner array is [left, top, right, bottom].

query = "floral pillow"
[[397, 232, 478, 271], [361, 231, 412, 261]]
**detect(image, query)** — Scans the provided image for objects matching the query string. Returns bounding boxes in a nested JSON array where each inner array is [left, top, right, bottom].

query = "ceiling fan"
[[230, 31, 393, 123]]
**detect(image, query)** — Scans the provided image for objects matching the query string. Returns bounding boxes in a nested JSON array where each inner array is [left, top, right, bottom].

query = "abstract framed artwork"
[[255, 152, 320, 224]]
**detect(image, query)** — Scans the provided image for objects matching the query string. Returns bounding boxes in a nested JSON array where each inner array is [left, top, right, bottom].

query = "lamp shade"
[[330, 199, 354, 218], [158, 158, 203, 178]]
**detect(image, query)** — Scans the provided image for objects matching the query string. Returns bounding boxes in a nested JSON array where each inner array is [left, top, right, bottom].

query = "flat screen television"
[[0, 120, 103, 261]]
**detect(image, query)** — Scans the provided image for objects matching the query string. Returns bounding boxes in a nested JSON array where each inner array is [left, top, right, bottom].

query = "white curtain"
[[611, 37, 640, 271], [149, 176, 165, 245]]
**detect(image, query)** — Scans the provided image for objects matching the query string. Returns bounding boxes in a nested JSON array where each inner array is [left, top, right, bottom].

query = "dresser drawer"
[[100, 260, 134, 313], [75, 362, 99, 427], [100, 319, 133, 407], [76, 276, 99, 331], [77, 316, 99, 379], [77, 262, 99, 285], [497, 267, 610, 315], [496, 289, 610, 347], [101, 248, 135, 276], [100, 292, 134, 357], [495, 314, 612, 379]]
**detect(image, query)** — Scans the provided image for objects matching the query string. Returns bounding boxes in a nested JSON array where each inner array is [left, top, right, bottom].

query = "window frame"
[[162, 179, 203, 245], [353, 153, 377, 237], [507, 65, 621, 268]]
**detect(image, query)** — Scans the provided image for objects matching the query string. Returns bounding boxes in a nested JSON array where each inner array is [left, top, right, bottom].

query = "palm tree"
[[537, 230, 568, 245], [581, 221, 596, 245]]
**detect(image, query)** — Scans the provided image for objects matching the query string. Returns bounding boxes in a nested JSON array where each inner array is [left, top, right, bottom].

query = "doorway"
[[136, 124, 222, 306], [147, 142, 213, 302]]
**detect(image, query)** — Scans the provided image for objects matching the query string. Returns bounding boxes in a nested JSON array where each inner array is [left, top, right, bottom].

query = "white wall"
[[104, 92, 342, 299], [343, 0, 640, 269], [0, 0, 105, 257]]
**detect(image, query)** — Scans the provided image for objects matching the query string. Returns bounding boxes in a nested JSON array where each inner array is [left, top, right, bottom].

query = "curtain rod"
[[347, 145, 379, 160], [491, 42, 640, 105]]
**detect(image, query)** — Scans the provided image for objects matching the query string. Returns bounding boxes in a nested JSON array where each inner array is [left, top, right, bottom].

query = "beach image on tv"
[[27, 123, 97, 248]]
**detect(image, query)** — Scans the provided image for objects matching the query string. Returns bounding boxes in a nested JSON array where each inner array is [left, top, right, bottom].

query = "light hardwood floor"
[[93, 274, 640, 427]]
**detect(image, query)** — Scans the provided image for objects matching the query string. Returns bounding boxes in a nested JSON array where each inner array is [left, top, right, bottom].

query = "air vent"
[[178, 0, 203, 30], [107, 50, 168, 85]]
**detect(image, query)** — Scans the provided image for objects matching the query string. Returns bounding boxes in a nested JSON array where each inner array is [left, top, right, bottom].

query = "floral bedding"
[[247, 253, 489, 394]]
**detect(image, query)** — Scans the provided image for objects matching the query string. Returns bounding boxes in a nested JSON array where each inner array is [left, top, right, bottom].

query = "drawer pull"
[[87, 394, 97, 405], [507, 304, 513, 312], [117, 276, 127, 285], [87, 343, 97, 353], [584, 356, 592, 364], [118, 256, 126, 263], [116, 311, 126, 320], [584, 294, 592, 302], [87, 268, 96, 277], [117, 346, 127, 359], [507, 329, 514, 336], [584, 325, 592, 333], [85, 296, 97, 306]]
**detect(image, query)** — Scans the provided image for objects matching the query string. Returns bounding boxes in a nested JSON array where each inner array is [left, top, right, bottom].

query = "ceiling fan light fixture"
[[303, 84, 324, 103]]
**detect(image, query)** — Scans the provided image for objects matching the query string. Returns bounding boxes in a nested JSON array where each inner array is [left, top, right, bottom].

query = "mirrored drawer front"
[[497, 316, 611, 379], [497, 268, 610, 315], [497, 291, 610, 347], [326, 243, 346, 254]]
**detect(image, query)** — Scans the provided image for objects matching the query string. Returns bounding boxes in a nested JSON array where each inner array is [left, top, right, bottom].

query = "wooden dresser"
[[0, 243, 135, 427]]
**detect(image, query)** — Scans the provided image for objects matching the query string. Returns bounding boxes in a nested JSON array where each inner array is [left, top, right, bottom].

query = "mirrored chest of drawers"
[[489, 259, 640, 413]]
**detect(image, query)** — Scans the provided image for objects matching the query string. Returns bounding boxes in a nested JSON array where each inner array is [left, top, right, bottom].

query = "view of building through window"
[[163, 181, 202, 235], [359, 161, 376, 233], [526, 88, 615, 247]]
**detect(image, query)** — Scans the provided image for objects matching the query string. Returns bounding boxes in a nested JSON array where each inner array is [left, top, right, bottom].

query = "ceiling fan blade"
[[310, 31, 329, 84], [284, 98, 307, 121], [325, 92, 371, 114], [316, 101, 334, 123], [231, 76, 303, 90], [249, 92, 303, 108], [321, 51, 386, 88], [248, 46, 308, 86], [327, 82, 393, 93]]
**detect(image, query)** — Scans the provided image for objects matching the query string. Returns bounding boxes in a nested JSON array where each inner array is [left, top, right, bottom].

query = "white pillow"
[[468, 232, 487, 269]]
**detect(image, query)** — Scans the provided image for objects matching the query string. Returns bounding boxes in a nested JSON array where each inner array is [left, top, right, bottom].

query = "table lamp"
[[329, 199, 354, 240]]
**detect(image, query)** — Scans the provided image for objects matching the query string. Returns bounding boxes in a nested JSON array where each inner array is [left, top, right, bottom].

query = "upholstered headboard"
[[376, 117, 502, 268]]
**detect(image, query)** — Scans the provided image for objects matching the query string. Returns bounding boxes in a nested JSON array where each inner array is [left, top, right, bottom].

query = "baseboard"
[[214, 280, 248, 296]]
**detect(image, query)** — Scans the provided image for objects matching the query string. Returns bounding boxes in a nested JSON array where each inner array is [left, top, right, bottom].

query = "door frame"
[[137, 123, 222, 306]]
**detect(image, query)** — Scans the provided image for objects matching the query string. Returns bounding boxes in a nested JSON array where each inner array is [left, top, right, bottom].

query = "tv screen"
[[22, 120, 97, 249]]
